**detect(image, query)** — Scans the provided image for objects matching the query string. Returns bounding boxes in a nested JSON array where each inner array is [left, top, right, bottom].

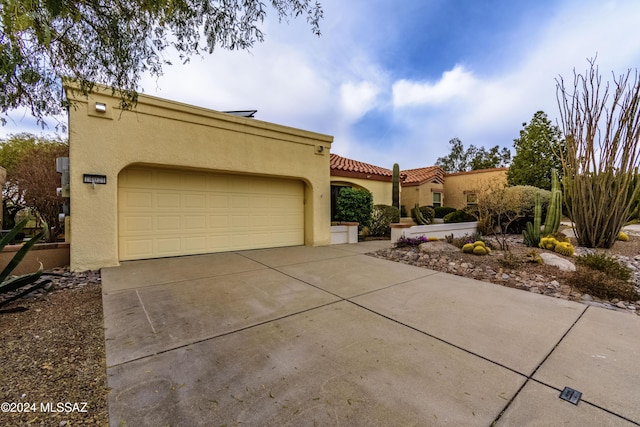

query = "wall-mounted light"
[[317, 145, 324, 153], [95, 102, 107, 113]]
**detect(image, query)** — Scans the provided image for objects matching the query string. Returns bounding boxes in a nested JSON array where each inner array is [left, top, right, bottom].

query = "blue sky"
[[2, 0, 640, 170]]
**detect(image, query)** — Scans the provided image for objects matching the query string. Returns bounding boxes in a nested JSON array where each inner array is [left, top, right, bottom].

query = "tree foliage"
[[1, 133, 68, 241], [0, 0, 323, 126], [556, 59, 640, 248], [435, 138, 511, 173], [507, 111, 565, 190]]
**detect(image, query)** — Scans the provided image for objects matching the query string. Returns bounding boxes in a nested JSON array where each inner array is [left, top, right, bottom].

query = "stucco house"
[[442, 168, 508, 208], [400, 166, 445, 209], [65, 85, 333, 271]]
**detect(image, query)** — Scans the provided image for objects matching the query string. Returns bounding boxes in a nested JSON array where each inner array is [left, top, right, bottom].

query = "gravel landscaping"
[[0, 269, 108, 426], [369, 231, 640, 316]]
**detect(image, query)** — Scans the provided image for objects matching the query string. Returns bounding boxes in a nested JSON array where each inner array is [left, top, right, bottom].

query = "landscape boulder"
[[539, 252, 576, 272]]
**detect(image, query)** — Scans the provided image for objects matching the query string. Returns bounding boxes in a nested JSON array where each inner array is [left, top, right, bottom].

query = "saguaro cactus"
[[523, 191, 542, 247], [543, 169, 562, 236], [392, 163, 400, 209]]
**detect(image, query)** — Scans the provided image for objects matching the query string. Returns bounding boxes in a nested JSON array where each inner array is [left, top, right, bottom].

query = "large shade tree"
[[507, 111, 565, 190], [0, 0, 323, 126]]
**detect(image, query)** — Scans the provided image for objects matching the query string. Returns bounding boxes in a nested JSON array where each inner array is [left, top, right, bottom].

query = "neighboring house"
[[443, 168, 508, 209], [65, 84, 333, 271], [330, 154, 508, 213], [329, 154, 398, 219], [401, 166, 445, 210]]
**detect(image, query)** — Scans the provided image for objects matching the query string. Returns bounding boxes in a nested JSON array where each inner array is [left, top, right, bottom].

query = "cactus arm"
[[533, 192, 542, 232], [551, 191, 562, 234]]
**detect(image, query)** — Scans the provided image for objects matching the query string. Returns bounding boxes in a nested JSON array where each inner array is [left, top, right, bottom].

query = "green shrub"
[[443, 209, 475, 223], [434, 206, 456, 218], [336, 188, 373, 230], [400, 205, 408, 217], [575, 253, 632, 281], [369, 204, 400, 236], [419, 206, 435, 224]]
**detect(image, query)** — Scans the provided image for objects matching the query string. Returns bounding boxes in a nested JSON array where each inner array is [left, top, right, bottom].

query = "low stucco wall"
[[330, 222, 359, 244], [1, 243, 70, 275], [391, 222, 479, 242], [66, 84, 333, 271]]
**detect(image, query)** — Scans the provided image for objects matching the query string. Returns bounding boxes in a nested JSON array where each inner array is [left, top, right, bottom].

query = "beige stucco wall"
[[330, 177, 392, 206], [443, 169, 508, 209], [66, 85, 333, 271], [401, 182, 445, 210]]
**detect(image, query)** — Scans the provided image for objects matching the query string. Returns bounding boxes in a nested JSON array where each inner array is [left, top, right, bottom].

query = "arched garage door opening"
[[118, 166, 305, 261]]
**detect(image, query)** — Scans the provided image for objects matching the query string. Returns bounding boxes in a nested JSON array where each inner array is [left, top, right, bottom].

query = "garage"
[[118, 166, 305, 260]]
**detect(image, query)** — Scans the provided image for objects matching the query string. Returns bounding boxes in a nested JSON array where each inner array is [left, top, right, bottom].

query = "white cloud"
[[339, 81, 379, 121], [392, 65, 477, 108]]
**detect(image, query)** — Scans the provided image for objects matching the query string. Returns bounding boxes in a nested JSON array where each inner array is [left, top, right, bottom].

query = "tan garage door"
[[118, 166, 304, 260]]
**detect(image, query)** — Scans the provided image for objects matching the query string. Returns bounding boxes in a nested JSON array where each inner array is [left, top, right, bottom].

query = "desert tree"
[[474, 182, 546, 251], [0, 0, 323, 127], [436, 138, 511, 173], [556, 59, 640, 248], [1, 134, 68, 240]]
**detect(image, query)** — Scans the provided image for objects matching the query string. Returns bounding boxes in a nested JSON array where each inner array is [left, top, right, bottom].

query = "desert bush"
[[443, 209, 475, 223], [369, 204, 399, 236], [484, 186, 551, 234], [434, 206, 456, 218], [566, 266, 638, 301], [335, 187, 373, 230], [575, 253, 632, 281], [498, 251, 524, 269]]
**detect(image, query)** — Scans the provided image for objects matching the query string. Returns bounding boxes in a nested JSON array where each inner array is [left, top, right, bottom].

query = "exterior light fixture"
[[95, 102, 107, 113]]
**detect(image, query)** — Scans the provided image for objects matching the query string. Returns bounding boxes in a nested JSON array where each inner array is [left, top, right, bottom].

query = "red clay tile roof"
[[330, 154, 394, 181], [401, 166, 445, 186], [444, 167, 508, 177]]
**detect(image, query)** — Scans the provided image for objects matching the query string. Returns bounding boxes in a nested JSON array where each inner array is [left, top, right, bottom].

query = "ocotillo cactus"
[[543, 169, 562, 236], [392, 163, 400, 209]]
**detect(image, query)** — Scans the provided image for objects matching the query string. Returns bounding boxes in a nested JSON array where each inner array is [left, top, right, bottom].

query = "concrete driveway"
[[101, 242, 640, 426]]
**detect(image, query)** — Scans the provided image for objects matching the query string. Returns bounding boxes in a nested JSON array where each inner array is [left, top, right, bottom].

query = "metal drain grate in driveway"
[[559, 387, 582, 405]]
